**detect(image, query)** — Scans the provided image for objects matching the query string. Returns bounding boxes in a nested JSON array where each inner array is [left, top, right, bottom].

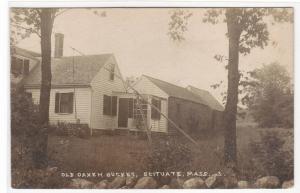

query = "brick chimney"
[[54, 33, 64, 58]]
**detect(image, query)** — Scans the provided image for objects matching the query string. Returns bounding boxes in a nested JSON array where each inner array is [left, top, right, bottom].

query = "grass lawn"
[[48, 123, 293, 179], [48, 133, 150, 173]]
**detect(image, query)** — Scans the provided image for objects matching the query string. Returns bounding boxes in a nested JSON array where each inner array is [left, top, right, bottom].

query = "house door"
[[118, 98, 128, 127]]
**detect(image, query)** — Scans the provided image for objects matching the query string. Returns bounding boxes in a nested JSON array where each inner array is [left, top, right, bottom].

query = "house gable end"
[[89, 55, 126, 129], [132, 75, 169, 99]]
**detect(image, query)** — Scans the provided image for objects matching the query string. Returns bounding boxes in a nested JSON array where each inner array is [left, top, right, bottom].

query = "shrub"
[[247, 130, 293, 181], [11, 88, 40, 136], [11, 87, 45, 187], [52, 122, 91, 139], [145, 137, 193, 184], [145, 137, 193, 182]]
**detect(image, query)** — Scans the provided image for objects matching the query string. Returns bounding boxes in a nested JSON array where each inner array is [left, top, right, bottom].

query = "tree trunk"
[[33, 9, 53, 168], [223, 10, 242, 166]]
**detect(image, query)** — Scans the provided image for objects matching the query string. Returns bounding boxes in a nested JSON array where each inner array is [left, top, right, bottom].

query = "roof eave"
[[24, 84, 91, 89]]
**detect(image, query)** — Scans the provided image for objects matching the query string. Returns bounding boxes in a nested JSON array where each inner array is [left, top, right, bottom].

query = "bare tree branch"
[[54, 9, 70, 18]]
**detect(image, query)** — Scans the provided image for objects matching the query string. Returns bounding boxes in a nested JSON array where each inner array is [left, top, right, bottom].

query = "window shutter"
[[103, 95, 108, 115], [103, 95, 112, 115], [111, 96, 117, 116], [158, 100, 161, 119], [68, 93, 74, 113], [151, 98, 161, 120], [151, 99, 156, 119], [55, 93, 59, 113], [23, 60, 30, 75]]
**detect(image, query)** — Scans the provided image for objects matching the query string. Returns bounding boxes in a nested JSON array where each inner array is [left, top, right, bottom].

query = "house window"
[[151, 98, 161, 120], [109, 64, 115, 81], [11, 56, 22, 76], [55, 92, 74, 114], [103, 95, 117, 116], [11, 56, 30, 76]]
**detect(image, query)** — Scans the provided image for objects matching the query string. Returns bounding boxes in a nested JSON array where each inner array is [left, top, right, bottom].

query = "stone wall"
[[68, 175, 293, 189]]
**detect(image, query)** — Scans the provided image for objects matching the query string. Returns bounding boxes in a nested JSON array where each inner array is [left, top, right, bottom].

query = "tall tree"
[[169, 8, 292, 167], [11, 8, 59, 167], [11, 8, 107, 168], [34, 9, 56, 168]]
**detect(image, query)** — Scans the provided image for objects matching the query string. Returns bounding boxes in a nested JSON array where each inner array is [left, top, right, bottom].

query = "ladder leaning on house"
[[133, 95, 152, 144]]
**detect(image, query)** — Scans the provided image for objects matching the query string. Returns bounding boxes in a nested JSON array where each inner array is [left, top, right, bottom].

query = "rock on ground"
[[282, 180, 294, 189], [237, 180, 249, 189], [125, 176, 137, 188], [69, 178, 94, 189], [183, 178, 206, 189], [46, 166, 58, 174], [134, 177, 157, 189], [160, 185, 170, 189], [223, 176, 238, 188], [108, 176, 126, 189], [205, 174, 223, 188], [94, 179, 108, 189], [169, 178, 184, 188], [255, 176, 280, 188]]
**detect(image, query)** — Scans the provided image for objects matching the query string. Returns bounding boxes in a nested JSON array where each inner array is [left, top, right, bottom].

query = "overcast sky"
[[16, 8, 293, 103]]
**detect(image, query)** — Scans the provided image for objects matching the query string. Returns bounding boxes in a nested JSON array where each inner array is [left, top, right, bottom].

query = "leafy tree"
[[11, 8, 62, 168], [11, 8, 107, 168], [242, 63, 293, 128], [168, 8, 293, 166]]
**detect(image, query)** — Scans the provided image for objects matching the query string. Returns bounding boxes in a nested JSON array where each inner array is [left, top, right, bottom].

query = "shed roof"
[[187, 85, 224, 111], [24, 54, 113, 87], [143, 75, 208, 106]]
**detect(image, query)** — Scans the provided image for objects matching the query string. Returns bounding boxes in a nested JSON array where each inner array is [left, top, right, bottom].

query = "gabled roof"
[[143, 75, 208, 106], [187, 85, 224, 111], [24, 54, 113, 87], [12, 46, 41, 58]]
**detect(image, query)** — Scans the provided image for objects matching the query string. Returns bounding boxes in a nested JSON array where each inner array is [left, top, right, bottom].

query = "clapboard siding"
[[150, 98, 168, 133], [90, 56, 126, 129], [27, 88, 40, 104], [133, 76, 169, 98], [25, 87, 91, 125], [133, 77, 169, 133]]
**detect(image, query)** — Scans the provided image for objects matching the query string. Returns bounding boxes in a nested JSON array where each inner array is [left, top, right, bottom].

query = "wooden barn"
[[131, 75, 224, 134]]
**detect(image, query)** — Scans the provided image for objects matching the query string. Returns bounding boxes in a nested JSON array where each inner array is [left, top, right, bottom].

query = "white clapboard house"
[[12, 33, 223, 134]]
